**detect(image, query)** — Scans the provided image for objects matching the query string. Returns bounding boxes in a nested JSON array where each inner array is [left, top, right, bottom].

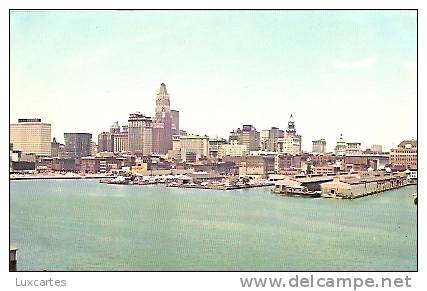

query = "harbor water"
[[10, 180, 417, 271]]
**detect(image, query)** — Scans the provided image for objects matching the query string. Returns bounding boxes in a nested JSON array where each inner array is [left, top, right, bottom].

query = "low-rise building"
[[178, 134, 209, 162], [218, 143, 249, 158], [239, 155, 275, 177], [346, 142, 362, 155]]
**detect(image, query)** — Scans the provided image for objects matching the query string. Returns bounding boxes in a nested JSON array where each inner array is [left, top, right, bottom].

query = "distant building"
[[229, 125, 260, 151], [312, 139, 326, 154], [152, 83, 173, 155], [64, 133, 92, 158], [128, 112, 153, 156], [218, 143, 249, 158], [283, 115, 302, 155], [110, 121, 120, 134], [260, 130, 270, 151], [178, 134, 209, 162], [208, 137, 228, 159], [261, 127, 284, 152], [370, 144, 383, 153], [390, 139, 417, 169], [171, 109, 180, 135], [51, 137, 65, 158], [335, 134, 347, 156], [239, 155, 275, 177], [98, 132, 114, 153], [90, 141, 97, 157], [113, 132, 128, 153], [346, 142, 362, 155], [10, 118, 51, 156]]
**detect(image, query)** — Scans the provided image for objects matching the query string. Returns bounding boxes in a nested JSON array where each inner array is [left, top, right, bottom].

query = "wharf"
[[168, 183, 274, 191]]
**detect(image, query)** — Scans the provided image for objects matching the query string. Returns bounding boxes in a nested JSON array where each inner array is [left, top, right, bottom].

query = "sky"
[[10, 10, 417, 152]]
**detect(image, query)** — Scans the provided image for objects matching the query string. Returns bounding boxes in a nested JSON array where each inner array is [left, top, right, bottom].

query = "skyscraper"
[[152, 83, 173, 155], [98, 132, 114, 153], [229, 125, 260, 151], [171, 109, 180, 135], [64, 133, 92, 158], [128, 112, 153, 156]]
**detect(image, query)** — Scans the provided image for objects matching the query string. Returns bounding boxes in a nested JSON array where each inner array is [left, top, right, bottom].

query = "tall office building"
[[312, 139, 326, 154], [262, 127, 284, 152], [283, 115, 302, 155], [152, 83, 173, 155], [110, 121, 120, 134], [64, 133, 92, 158], [10, 118, 52, 156], [128, 112, 153, 156], [98, 132, 114, 153], [113, 132, 128, 153], [171, 109, 180, 135], [229, 125, 260, 151]]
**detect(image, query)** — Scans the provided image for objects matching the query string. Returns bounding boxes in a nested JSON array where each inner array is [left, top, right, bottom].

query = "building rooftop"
[[398, 139, 417, 148]]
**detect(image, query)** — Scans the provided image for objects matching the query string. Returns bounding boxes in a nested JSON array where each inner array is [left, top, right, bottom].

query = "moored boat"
[[272, 184, 321, 198]]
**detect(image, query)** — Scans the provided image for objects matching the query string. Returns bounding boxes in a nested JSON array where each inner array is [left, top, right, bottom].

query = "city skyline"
[[10, 11, 417, 151]]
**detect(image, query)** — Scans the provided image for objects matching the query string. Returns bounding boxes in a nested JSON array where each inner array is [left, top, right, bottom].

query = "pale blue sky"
[[10, 10, 417, 151]]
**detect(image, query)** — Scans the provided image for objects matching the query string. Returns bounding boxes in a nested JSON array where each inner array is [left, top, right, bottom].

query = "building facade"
[[64, 133, 92, 158], [128, 112, 153, 156], [10, 118, 51, 156], [178, 135, 209, 162], [113, 132, 128, 153], [261, 127, 284, 152], [218, 143, 249, 158], [171, 109, 180, 135], [390, 139, 417, 169], [312, 139, 326, 154], [208, 137, 228, 159], [370, 144, 383, 153], [229, 125, 260, 151], [346, 142, 362, 155], [98, 132, 114, 153]]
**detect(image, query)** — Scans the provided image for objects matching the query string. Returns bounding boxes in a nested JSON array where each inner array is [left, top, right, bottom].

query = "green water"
[[10, 180, 417, 271]]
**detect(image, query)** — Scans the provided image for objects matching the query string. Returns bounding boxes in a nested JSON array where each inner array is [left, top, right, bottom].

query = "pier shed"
[[321, 174, 407, 199]]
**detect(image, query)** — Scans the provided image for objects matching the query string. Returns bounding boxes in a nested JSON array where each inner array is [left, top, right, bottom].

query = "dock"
[[167, 182, 274, 191]]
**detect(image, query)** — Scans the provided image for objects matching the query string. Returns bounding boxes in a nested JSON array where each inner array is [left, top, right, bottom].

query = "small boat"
[[272, 185, 321, 198], [321, 193, 343, 199]]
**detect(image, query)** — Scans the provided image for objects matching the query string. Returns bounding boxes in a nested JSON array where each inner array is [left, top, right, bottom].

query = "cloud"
[[334, 57, 377, 69]]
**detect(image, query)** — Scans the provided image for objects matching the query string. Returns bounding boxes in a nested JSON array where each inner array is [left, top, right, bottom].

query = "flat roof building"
[[64, 133, 92, 158], [10, 118, 51, 156]]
